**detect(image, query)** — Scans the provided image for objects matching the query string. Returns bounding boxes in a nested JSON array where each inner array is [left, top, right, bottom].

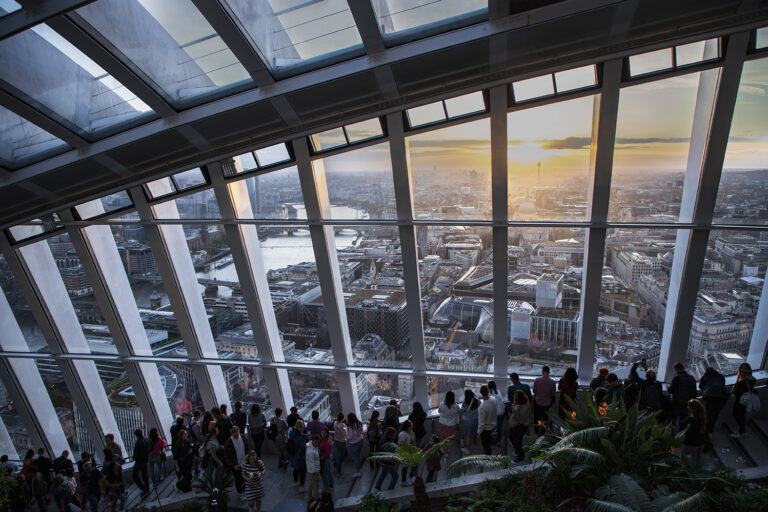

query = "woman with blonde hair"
[[732, 362, 758, 438], [241, 450, 265, 512]]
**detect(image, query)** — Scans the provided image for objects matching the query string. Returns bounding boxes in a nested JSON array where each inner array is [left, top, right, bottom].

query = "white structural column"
[[294, 137, 360, 418], [576, 59, 622, 380], [658, 33, 749, 382], [207, 161, 294, 411], [747, 274, 768, 369], [60, 205, 173, 441], [128, 186, 230, 411], [1, 231, 122, 459], [386, 112, 428, 407], [490, 86, 509, 379], [0, 285, 69, 457]]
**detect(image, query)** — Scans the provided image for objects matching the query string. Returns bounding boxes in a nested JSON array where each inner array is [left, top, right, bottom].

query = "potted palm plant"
[[193, 471, 234, 512]]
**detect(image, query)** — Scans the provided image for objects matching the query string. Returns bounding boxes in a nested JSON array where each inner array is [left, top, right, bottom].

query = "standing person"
[[397, 421, 416, 485], [215, 407, 232, 445], [202, 427, 224, 477], [346, 413, 364, 477], [558, 367, 579, 419], [332, 412, 348, 477], [54, 450, 74, 475], [699, 367, 728, 433], [104, 461, 126, 512], [241, 451, 265, 512], [201, 411, 214, 439], [366, 410, 382, 470], [305, 436, 321, 502], [605, 373, 625, 405], [668, 362, 697, 425], [104, 434, 123, 462], [247, 404, 267, 458], [477, 385, 496, 455], [383, 399, 401, 431], [132, 429, 150, 495], [681, 399, 707, 465], [638, 369, 664, 413], [437, 391, 461, 442], [422, 434, 444, 483], [34, 448, 52, 488], [289, 420, 307, 490], [533, 366, 556, 434], [148, 427, 167, 488], [408, 402, 428, 447], [460, 389, 480, 455], [286, 406, 301, 429], [732, 362, 758, 438], [318, 428, 334, 491], [189, 410, 203, 476], [306, 410, 325, 438], [373, 428, 398, 492], [507, 373, 532, 403], [79, 463, 102, 512], [224, 426, 250, 494], [169, 417, 186, 448], [270, 408, 289, 469], [231, 401, 247, 434], [488, 381, 506, 443], [173, 430, 194, 493], [507, 390, 533, 463], [590, 368, 610, 390]]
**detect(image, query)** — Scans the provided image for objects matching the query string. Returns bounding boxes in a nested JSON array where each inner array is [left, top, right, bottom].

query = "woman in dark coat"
[[558, 367, 579, 419]]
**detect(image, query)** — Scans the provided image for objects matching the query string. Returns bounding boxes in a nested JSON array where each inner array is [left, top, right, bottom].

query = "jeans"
[[306, 472, 320, 500], [109, 488, 125, 511], [348, 441, 363, 473], [734, 401, 747, 434], [132, 461, 149, 493], [85, 493, 100, 512], [703, 396, 727, 433], [293, 468, 306, 486], [375, 464, 397, 491], [250, 431, 265, 458], [496, 414, 505, 441], [509, 425, 527, 460], [333, 441, 347, 474], [320, 457, 334, 490], [148, 453, 163, 484], [401, 465, 415, 482], [480, 429, 493, 455]]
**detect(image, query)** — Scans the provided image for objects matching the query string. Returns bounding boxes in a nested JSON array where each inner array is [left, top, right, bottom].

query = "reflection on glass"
[[0, 105, 69, 168], [444, 91, 486, 118], [507, 96, 594, 221], [408, 118, 491, 220], [554, 65, 597, 93], [255, 143, 291, 167], [356, 372, 414, 422], [174, 168, 207, 190], [223, 0, 362, 74], [154, 188, 220, 219], [156, 362, 204, 417], [76, 191, 132, 219], [406, 101, 446, 128], [288, 370, 340, 423], [609, 73, 700, 222], [0, 23, 153, 135], [311, 127, 347, 151], [715, 58, 768, 225], [35, 358, 82, 455], [0, 254, 49, 353], [96, 361, 148, 458], [77, 0, 250, 107], [597, 228, 677, 377], [320, 143, 396, 220], [229, 166, 303, 220], [372, 0, 486, 38], [427, 376, 490, 410], [513, 75, 554, 102], [0, 380, 32, 459], [222, 365, 273, 419], [418, 225, 493, 373], [344, 118, 383, 143], [629, 48, 673, 76], [675, 39, 717, 66], [686, 230, 763, 379]]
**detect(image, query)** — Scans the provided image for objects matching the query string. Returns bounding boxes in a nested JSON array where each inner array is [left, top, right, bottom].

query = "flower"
[[571, 411, 577, 420], [597, 403, 607, 416]]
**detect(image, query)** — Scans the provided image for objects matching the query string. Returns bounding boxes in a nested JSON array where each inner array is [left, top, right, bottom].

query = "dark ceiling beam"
[[190, 0, 276, 88], [347, 0, 385, 54], [0, 88, 87, 150], [47, 14, 176, 117], [0, 0, 94, 41]]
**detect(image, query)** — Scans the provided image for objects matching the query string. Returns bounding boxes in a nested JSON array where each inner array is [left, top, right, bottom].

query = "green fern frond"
[[549, 427, 610, 452], [668, 491, 709, 512], [586, 499, 636, 512], [446, 454, 511, 479]]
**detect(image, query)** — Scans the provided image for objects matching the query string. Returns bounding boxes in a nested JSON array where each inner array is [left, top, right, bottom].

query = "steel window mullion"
[[346, 0, 385, 55]]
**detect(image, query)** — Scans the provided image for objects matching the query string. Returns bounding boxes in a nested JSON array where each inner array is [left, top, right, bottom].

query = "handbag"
[[739, 380, 761, 413]]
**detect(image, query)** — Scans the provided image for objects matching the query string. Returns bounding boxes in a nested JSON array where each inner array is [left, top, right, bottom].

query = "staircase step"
[[710, 428, 753, 470]]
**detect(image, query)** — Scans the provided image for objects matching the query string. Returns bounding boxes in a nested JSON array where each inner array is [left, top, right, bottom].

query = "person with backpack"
[[270, 408, 289, 469], [383, 399, 401, 431], [668, 362, 697, 425], [366, 410, 381, 470], [248, 404, 267, 458], [732, 362, 758, 438], [700, 367, 728, 433]]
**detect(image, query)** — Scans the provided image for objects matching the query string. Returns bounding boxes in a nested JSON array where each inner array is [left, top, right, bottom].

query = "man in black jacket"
[[133, 429, 151, 494], [214, 407, 232, 445], [230, 401, 247, 433], [668, 362, 697, 425], [700, 366, 728, 433], [223, 426, 250, 493]]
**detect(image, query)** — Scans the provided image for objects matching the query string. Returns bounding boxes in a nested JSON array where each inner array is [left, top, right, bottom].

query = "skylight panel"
[[0, 0, 20, 17], [75, 191, 133, 219], [344, 118, 383, 143], [444, 92, 486, 118], [255, 143, 291, 166], [372, 0, 487, 40], [0, 22, 154, 137], [173, 168, 207, 190], [629, 48, 673, 76], [233, 152, 258, 174], [222, 0, 363, 74], [8, 222, 44, 242], [76, 0, 251, 108], [757, 27, 768, 49], [145, 177, 175, 199], [676, 39, 718, 66], [555, 65, 597, 93], [406, 101, 446, 128], [0, 105, 69, 168], [311, 127, 347, 151], [513, 75, 555, 102]]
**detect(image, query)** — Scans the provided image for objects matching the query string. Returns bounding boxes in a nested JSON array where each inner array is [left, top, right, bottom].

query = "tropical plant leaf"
[[421, 438, 453, 462], [586, 499, 636, 512], [549, 427, 610, 452], [368, 452, 403, 466], [605, 474, 652, 512], [667, 490, 709, 512], [446, 454, 511, 479], [546, 447, 604, 465]]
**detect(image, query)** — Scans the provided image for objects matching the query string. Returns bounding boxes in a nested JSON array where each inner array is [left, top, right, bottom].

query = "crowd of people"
[[1, 362, 761, 512]]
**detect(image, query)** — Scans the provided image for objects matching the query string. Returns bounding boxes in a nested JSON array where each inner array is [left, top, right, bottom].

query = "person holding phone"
[[241, 450, 265, 512]]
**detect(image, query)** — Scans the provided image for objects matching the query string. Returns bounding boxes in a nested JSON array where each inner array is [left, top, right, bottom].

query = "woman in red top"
[[148, 427, 168, 487], [318, 428, 333, 491], [558, 367, 579, 419]]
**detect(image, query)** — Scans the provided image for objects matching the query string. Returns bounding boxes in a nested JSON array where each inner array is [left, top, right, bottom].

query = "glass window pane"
[[35, 358, 83, 456], [344, 118, 383, 143], [419, 225, 493, 373], [0, 380, 34, 459], [229, 165, 303, 220], [629, 48, 674, 76], [77, 0, 251, 107], [153, 188, 220, 219], [507, 96, 594, 221], [0, 23, 153, 136], [554, 65, 597, 93], [675, 39, 717, 66], [174, 168, 207, 190], [222, 364, 274, 420], [76, 191, 132, 219], [372, 0, 486, 39], [255, 143, 291, 167], [0, 105, 69, 168], [426, 376, 491, 411], [0, 1, 20, 16], [406, 101, 446, 128], [288, 370, 340, 423], [223, 0, 362, 74], [756, 27, 768, 49], [94, 361, 149, 458], [155, 362, 205, 417], [609, 73, 700, 222], [0, 254, 49, 352], [8, 222, 44, 242], [715, 58, 768, 225], [310, 127, 347, 152], [233, 152, 258, 174], [597, 228, 677, 377], [320, 142, 396, 220], [513, 75, 555, 102], [686, 230, 765, 379], [408, 118, 491, 220], [356, 372, 414, 422], [145, 177, 176, 199], [444, 91, 486, 118]]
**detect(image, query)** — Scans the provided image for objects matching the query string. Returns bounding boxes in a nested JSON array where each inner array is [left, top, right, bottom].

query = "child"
[[422, 434, 443, 483]]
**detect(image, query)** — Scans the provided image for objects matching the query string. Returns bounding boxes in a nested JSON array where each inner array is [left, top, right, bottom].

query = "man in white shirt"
[[488, 381, 506, 444], [305, 436, 321, 502], [477, 385, 496, 455]]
